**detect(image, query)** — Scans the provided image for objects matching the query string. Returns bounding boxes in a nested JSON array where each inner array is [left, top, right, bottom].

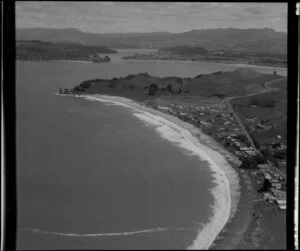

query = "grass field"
[[266, 77, 287, 92], [230, 91, 287, 145]]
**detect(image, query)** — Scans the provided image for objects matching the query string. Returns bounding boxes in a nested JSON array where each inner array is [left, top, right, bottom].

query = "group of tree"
[[147, 83, 183, 96], [249, 99, 276, 108], [209, 93, 226, 99], [240, 154, 267, 170], [148, 84, 159, 96], [235, 134, 249, 144], [92, 55, 111, 63], [257, 178, 272, 193], [273, 149, 286, 160]]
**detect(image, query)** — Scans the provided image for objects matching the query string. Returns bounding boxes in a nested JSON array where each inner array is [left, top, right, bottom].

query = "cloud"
[[16, 2, 287, 33], [100, 2, 114, 6]]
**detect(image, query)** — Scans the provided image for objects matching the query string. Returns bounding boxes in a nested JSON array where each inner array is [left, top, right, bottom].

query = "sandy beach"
[[81, 94, 246, 249]]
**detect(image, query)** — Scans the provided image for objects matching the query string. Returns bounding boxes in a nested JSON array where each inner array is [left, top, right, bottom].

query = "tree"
[[148, 83, 159, 96], [108, 81, 116, 88], [104, 56, 111, 62], [166, 83, 173, 93], [258, 178, 272, 193], [272, 143, 281, 149], [273, 149, 286, 160], [236, 134, 248, 143], [240, 154, 267, 169], [80, 81, 93, 89], [128, 84, 136, 90], [73, 86, 84, 93]]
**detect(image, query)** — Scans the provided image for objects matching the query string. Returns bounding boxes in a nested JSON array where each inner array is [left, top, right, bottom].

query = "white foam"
[[132, 113, 233, 250], [77, 94, 241, 249], [21, 227, 188, 237]]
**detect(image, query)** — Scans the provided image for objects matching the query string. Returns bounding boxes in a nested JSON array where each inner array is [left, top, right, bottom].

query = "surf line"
[[21, 227, 190, 237]]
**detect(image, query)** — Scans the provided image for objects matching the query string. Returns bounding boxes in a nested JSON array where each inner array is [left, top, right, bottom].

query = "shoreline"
[[17, 58, 287, 70], [121, 58, 287, 70], [17, 59, 93, 63], [79, 94, 245, 249]]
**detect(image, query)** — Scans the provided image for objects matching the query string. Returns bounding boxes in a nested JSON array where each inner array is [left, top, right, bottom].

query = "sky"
[[16, 2, 287, 33]]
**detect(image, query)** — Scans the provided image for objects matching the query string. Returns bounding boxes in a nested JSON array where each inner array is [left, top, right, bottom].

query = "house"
[[258, 164, 269, 169], [240, 147, 250, 151], [273, 183, 282, 189], [211, 51, 224, 55], [278, 204, 286, 210], [275, 199, 286, 205], [264, 173, 272, 180]]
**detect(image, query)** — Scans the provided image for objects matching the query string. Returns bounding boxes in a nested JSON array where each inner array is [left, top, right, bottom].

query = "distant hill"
[[16, 40, 116, 61], [182, 69, 281, 96], [16, 27, 287, 55]]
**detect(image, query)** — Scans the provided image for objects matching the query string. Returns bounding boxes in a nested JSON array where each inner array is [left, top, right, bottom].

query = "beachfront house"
[[275, 199, 286, 210]]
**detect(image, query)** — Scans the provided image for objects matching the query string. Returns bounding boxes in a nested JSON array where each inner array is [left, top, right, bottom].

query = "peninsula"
[[16, 40, 116, 62]]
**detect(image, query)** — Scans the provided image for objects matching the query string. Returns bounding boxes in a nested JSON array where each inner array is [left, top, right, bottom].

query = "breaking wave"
[[21, 227, 188, 237]]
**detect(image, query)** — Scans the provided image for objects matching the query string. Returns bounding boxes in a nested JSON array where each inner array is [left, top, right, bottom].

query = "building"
[[278, 204, 286, 210], [264, 173, 272, 180], [273, 183, 282, 189]]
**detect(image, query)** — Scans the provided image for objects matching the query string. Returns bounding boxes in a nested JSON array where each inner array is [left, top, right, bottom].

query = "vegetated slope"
[[230, 91, 287, 144], [16, 27, 287, 55], [266, 77, 287, 92], [77, 73, 185, 100], [73, 68, 281, 100], [16, 40, 116, 60], [182, 69, 281, 97]]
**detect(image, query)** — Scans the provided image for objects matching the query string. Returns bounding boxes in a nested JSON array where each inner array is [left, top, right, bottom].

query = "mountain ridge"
[[17, 27, 287, 55]]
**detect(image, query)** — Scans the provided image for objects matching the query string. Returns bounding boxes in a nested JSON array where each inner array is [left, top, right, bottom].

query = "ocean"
[[16, 59, 286, 250]]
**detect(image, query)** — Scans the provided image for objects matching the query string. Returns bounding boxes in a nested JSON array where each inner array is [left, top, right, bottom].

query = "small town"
[[153, 101, 286, 210], [122, 51, 287, 68]]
